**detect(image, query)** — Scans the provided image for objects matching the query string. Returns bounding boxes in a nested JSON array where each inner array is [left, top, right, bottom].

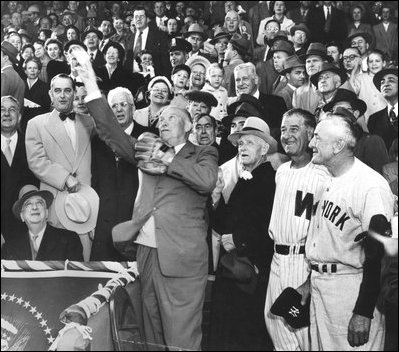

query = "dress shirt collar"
[[252, 90, 260, 99], [29, 224, 47, 250], [174, 142, 186, 154], [124, 122, 134, 135], [1, 131, 18, 155]]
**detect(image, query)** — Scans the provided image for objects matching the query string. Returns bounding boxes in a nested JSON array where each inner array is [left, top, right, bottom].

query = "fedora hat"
[[228, 116, 278, 154], [270, 287, 310, 329], [1, 40, 18, 64], [280, 55, 305, 75], [169, 37, 192, 53], [267, 30, 289, 46], [290, 23, 310, 38], [229, 33, 251, 56], [223, 94, 265, 128], [373, 67, 398, 91], [271, 40, 295, 55], [185, 55, 211, 72], [183, 23, 207, 40], [210, 27, 232, 45], [310, 62, 347, 87], [299, 42, 333, 62], [55, 184, 99, 234], [81, 26, 104, 41], [185, 90, 218, 107], [323, 88, 367, 116], [12, 185, 54, 219]]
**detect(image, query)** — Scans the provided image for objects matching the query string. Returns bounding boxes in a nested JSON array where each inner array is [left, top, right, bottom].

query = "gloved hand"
[[137, 160, 167, 175], [135, 132, 162, 162]]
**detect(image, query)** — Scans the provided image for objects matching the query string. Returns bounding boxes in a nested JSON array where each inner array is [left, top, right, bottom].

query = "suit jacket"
[[25, 110, 95, 228], [213, 162, 276, 275], [292, 81, 321, 114], [91, 50, 106, 69], [368, 107, 398, 151], [256, 59, 279, 95], [1, 131, 38, 241], [276, 84, 295, 109], [95, 65, 145, 97], [1, 224, 83, 261], [86, 97, 219, 277], [124, 27, 171, 77], [248, 2, 271, 43], [306, 6, 347, 44], [1, 65, 25, 109], [373, 22, 398, 62], [347, 22, 375, 47], [90, 122, 149, 261], [287, 7, 310, 24], [22, 79, 51, 133]]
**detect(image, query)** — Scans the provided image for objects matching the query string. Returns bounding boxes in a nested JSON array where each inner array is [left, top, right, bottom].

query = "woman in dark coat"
[[95, 41, 145, 97], [209, 117, 276, 351]]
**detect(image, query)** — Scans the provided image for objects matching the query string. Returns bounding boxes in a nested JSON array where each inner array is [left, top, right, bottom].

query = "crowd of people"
[[1, 1, 398, 351]]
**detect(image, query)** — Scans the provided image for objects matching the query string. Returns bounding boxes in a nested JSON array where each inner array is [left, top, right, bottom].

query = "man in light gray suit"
[[72, 47, 219, 350], [25, 74, 95, 260]]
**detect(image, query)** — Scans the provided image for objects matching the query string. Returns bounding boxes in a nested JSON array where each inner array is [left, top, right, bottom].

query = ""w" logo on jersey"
[[295, 191, 314, 221]]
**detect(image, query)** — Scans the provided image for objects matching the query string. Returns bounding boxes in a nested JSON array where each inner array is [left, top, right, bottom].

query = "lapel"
[[44, 109, 76, 167], [177, 141, 196, 159], [74, 114, 90, 169], [11, 131, 25, 168], [20, 230, 34, 260], [36, 225, 58, 260]]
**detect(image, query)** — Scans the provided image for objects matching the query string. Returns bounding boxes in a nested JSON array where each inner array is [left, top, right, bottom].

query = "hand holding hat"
[[68, 44, 98, 92]]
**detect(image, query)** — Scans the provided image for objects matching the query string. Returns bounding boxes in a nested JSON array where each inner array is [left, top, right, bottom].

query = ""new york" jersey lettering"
[[321, 200, 350, 231]]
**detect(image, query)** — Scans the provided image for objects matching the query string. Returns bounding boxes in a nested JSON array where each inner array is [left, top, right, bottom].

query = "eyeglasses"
[[23, 199, 46, 210], [1, 106, 18, 114], [343, 55, 360, 61], [111, 102, 130, 109], [134, 15, 146, 20], [192, 71, 205, 76]]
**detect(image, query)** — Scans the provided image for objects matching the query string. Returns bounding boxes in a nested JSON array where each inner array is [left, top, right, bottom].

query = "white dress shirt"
[[323, 5, 332, 19], [62, 114, 77, 151]]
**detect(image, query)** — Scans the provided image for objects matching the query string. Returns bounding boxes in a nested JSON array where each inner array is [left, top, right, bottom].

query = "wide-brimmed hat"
[[229, 33, 251, 56], [81, 26, 104, 41], [185, 90, 218, 107], [1, 40, 18, 63], [210, 27, 231, 45], [60, 11, 78, 25], [169, 37, 192, 53], [310, 62, 347, 87], [290, 23, 310, 38], [323, 88, 367, 115], [223, 94, 265, 128], [185, 55, 211, 72], [346, 31, 373, 45], [373, 67, 398, 91], [271, 40, 295, 55], [280, 55, 305, 75], [228, 116, 278, 154], [148, 76, 173, 94], [183, 23, 207, 40], [12, 185, 54, 219], [268, 31, 289, 46], [55, 184, 99, 234], [299, 42, 333, 62]]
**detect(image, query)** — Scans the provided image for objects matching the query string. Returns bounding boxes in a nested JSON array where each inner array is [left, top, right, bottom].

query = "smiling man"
[[265, 108, 329, 351], [1, 184, 83, 261], [25, 73, 96, 261]]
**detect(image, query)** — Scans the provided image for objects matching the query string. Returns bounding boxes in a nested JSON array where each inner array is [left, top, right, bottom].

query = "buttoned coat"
[[1, 65, 25, 109], [25, 110, 95, 227], [86, 97, 219, 277], [373, 22, 398, 62]]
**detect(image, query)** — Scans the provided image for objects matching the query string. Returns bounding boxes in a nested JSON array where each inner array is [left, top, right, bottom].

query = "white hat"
[[55, 184, 99, 234], [148, 76, 173, 94], [228, 116, 278, 154]]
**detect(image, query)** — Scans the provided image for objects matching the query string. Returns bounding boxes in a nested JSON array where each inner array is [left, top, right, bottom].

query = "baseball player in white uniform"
[[265, 109, 330, 350], [299, 112, 394, 351]]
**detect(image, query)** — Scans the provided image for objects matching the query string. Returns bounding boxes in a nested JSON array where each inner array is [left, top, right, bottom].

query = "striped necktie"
[[4, 138, 13, 166]]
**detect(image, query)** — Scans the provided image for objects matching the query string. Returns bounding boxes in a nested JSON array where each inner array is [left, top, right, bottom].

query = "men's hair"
[[107, 87, 134, 106], [50, 73, 76, 90], [206, 63, 223, 81], [24, 56, 42, 71], [1, 95, 20, 112], [326, 41, 341, 52], [322, 113, 363, 151], [195, 113, 217, 129], [283, 108, 316, 130], [343, 46, 361, 56], [234, 62, 257, 78], [133, 5, 148, 17]]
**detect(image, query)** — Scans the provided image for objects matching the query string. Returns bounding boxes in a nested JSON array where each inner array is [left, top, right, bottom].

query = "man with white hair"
[[297, 112, 394, 350], [90, 87, 149, 261]]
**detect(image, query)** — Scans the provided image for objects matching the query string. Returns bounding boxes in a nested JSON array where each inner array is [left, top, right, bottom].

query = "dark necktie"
[[134, 31, 143, 58], [324, 7, 332, 33], [389, 106, 398, 130], [60, 112, 76, 121], [90, 52, 94, 62]]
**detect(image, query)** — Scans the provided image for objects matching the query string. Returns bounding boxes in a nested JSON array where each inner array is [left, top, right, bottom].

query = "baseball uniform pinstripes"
[[265, 161, 329, 350]]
